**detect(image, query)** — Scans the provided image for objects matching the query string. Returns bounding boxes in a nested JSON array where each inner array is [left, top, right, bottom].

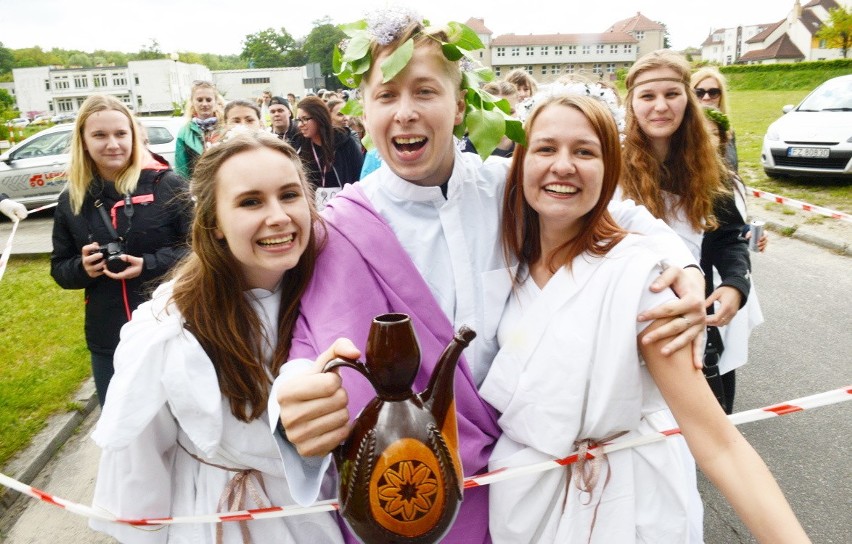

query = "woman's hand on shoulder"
[[277, 338, 359, 457], [638, 265, 706, 368]]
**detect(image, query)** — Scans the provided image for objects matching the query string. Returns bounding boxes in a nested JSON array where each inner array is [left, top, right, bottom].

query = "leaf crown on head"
[[333, 6, 526, 159]]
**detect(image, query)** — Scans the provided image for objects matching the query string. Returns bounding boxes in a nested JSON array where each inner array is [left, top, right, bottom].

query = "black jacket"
[[50, 166, 191, 355], [297, 128, 365, 189], [700, 189, 751, 307]]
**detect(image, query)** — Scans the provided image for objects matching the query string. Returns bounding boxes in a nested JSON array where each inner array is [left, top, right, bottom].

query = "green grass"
[[0, 255, 89, 467], [728, 89, 852, 213]]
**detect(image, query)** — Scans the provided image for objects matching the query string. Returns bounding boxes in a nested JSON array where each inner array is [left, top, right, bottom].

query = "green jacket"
[[174, 121, 205, 180]]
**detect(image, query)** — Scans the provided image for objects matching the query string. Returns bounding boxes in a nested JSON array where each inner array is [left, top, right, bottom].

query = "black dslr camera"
[[99, 240, 128, 273]]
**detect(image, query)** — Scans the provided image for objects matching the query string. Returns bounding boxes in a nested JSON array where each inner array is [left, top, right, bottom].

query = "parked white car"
[[0, 117, 184, 208], [761, 74, 852, 180]]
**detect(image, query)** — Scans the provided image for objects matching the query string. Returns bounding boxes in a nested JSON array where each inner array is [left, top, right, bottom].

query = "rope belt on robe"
[[178, 441, 270, 544], [564, 430, 628, 543]]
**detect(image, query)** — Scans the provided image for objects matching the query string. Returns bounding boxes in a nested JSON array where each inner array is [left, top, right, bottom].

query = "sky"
[[0, 0, 803, 56]]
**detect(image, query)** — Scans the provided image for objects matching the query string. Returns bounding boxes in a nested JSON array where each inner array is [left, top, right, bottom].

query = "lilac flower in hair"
[[366, 6, 423, 45]]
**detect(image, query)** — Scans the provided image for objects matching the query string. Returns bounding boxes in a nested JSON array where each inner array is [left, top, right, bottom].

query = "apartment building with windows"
[[488, 12, 665, 83], [701, 0, 849, 65]]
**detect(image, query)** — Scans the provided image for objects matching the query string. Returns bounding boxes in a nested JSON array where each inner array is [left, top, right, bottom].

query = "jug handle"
[[323, 357, 373, 382]]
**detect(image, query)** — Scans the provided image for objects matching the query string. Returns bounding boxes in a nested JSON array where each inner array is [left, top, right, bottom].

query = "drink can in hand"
[[749, 220, 765, 252]]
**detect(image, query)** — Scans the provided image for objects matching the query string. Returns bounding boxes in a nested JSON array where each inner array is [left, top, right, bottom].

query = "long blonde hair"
[[622, 50, 726, 231], [68, 95, 143, 214]]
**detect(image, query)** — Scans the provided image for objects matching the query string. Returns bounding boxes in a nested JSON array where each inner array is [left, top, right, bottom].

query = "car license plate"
[[787, 147, 830, 158]]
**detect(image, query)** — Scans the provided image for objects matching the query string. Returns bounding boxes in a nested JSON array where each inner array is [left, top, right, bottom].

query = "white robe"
[[90, 282, 344, 544], [270, 146, 699, 509], [481, 235, 696, 543]]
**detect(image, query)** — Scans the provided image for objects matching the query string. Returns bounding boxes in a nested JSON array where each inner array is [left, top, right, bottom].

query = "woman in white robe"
[[89, 132, 344, 544], [480, 94, 808, 543]]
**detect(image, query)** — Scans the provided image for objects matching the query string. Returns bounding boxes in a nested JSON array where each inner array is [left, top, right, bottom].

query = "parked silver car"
[[0, 117, 184, 208], [761, 74, 852, 180]]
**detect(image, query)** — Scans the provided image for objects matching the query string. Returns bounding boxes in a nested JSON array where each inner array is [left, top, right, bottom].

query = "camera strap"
[[94, 199, 122, 241]]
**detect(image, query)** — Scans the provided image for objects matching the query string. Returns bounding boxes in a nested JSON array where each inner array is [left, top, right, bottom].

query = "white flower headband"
[[517, 81, 627, 137]]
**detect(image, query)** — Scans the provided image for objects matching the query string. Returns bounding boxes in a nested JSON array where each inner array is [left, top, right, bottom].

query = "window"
[[526, 47, 534, 55], [635, 31, 645, 39], [56, 98, 74, 112], [511, 47, 520, 56], [541, 65, 548, 75], [137, 96, 143, 107], [93, 73, 108, 87], [610, 45, 618, 54], [567, 45, 576, 54], [53, 76, 70, 90], [44, 80, 50, 91], [596, 45, 605, 54], [582, 45, 590, 55], [241, 77, 271, 85], [554, 46, 563, 55], [624, 44, 633, 53], [606, 63, 616, 73], [497, 47, 505, 57], [551, 65, 559, 75], [146, 126, 175, 145], [593, 63, 602, 74], [526, 65, 533, 74], [73, 75, 87, 88], [541, 46, 549, 56], [495, 66, 502, 77], [134, 75, 140, 85], [566, 64, 575, 74], [819, 39, 827, 48], [112, 73, 127, 86], [117, 95, 132, 107]]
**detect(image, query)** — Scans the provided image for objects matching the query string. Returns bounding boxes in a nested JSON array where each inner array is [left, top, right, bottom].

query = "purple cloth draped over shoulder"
[[291, 183, 499, 544]]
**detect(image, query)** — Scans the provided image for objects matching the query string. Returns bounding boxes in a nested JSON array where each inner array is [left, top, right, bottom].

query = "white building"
[[701, 0, 850, 65], [488, 12, 665, 83], [211, 67, 307, 102], [700, 24, 775, 65], [10, 61, 315, 120], [12, 60, 212, 117]]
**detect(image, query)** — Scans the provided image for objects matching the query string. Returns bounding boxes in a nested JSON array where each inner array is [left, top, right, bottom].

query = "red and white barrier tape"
[[747, 186, 852, 223], [28, 202, 58, 214], [1, 385, 849, 526]]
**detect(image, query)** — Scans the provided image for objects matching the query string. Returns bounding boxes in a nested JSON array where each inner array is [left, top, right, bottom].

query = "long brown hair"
[[622, 50, 726, 231], [296, 96, 336, 175], [169, 132, 322, 422], [502, 95, 626, 282]]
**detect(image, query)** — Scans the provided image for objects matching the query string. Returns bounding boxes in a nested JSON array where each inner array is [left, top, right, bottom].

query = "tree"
[[817, 7, 852, 58], [135, 39, 164, 61], [655, 21, 672, 49], [0, 42, 13, 74], [241, 28, 300, 68], [13, 47, 62, 68], [303, 17, 346, 89], [67, 53, 93, 67]]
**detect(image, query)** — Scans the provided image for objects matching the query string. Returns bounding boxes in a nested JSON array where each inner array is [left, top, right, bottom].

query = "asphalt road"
[[0, 220, 849, 543]]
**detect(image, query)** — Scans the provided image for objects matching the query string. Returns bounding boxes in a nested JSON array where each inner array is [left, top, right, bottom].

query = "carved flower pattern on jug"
[[377, 460, 439, 521]]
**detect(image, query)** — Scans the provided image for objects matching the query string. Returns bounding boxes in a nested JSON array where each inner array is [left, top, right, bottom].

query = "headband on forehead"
[[628, 76, 686, 92], [333, 6, 526, 159]]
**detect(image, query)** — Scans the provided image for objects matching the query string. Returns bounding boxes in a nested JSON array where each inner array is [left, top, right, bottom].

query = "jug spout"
[[422, 326, 476, 427]]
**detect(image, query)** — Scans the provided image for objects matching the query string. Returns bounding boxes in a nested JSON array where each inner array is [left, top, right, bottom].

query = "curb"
[[0, 378, 99, 520], [763, 220, 851, 257]]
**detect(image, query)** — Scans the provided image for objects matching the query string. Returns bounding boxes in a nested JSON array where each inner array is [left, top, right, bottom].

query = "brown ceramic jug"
[[323, 313, 476, 544]]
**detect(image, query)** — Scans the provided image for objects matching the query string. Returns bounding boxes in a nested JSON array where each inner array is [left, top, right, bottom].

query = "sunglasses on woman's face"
[[695, 87, 722, 99]]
